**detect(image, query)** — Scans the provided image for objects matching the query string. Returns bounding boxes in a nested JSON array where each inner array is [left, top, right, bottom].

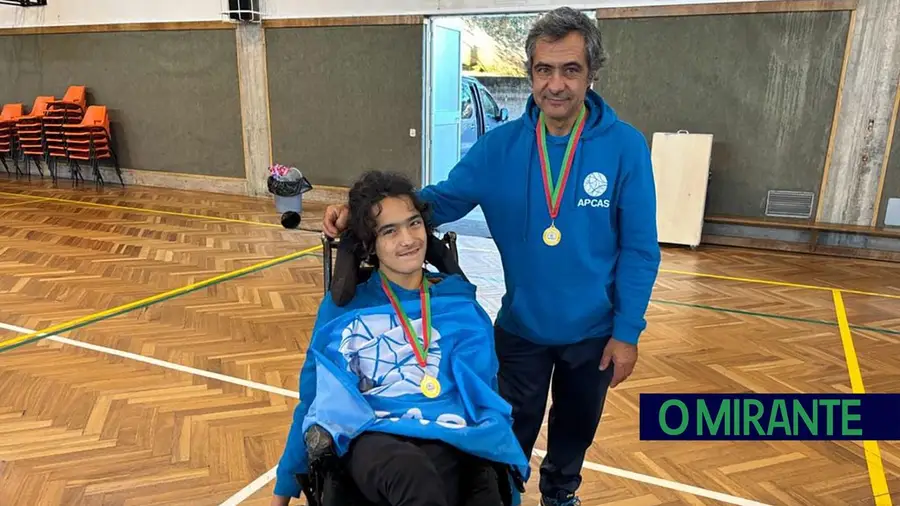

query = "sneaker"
[[540, 494, 581, 506]]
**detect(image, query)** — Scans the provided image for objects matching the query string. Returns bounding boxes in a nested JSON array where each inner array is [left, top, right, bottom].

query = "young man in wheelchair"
[[271, 170, 529, 506]]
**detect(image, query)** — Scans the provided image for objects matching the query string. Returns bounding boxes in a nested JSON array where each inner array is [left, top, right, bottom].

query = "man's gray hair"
[[525, 7, 607, 80]]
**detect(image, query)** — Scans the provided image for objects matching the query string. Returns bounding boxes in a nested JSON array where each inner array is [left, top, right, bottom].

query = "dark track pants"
[[494, 324, 614, 499], [345, 431, 502, 506]]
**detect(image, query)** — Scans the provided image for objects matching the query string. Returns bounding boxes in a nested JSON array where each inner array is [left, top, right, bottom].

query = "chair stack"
[[63, 105, 122, 187], [0, 103, 23, 176], [14, 96, 53, 180], [2, 86, 124, 188], [44, 86, 87, 183]]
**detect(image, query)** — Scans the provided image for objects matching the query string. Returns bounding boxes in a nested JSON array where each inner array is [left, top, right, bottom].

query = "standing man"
[[322, 7, 660, 505]]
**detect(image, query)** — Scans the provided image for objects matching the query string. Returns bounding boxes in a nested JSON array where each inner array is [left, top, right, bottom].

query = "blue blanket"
[[274, 272, 530, 499]]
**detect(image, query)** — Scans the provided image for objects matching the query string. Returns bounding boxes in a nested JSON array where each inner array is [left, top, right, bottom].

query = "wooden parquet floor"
[[1, 178, 898, 505]]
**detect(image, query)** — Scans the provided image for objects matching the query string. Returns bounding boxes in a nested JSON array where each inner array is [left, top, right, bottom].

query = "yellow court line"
[[0, 196, 53, 208], [2, 190, 898, 300], [661, 268, 900, 301], [0, 244, 323, 351], [832, 289, 893, 506], [0, 190, 284, 228]]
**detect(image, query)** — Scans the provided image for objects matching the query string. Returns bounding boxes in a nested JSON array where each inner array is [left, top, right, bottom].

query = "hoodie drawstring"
[[523, 136, 534, 243], [572, 145, 583, 209]]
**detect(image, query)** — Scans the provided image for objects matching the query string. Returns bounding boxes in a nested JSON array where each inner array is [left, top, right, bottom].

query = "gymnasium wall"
[[0, 29, 245, 178], [0, 0, 786, 27], [1, 0, 898, 259], [0, 0, 816, 195], [596, 9, 850, 218], [265, 22, 424, 187]]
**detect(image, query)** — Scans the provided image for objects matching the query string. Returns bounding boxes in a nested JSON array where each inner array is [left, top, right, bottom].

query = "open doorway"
[[422, 11, 594, 238]]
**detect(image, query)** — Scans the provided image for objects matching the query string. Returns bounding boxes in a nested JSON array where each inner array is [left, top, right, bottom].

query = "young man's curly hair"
[[346, 170, 434, 265]]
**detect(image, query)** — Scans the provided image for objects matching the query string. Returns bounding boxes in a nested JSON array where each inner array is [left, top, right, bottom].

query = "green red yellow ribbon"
[[379, 271, 431, 367], [536, 104, 586, 220]]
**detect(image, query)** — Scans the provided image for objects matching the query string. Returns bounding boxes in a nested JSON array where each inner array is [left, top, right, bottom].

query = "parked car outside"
[[460, 75, 510, 158]]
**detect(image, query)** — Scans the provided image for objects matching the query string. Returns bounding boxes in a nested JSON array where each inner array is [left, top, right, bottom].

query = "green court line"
[[0, 247, 321, 353], [652, 298, 900, 336]]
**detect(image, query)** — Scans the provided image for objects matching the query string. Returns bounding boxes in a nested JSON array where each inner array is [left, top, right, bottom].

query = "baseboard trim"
[[7, 164, 249, 196], [122, 169, 249, 195], [702, 234, 900, 263], [305, 185, 349, 205], [7, 164, 354, 206]]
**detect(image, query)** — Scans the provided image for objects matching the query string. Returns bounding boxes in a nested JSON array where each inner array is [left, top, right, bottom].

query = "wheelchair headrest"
[[329, 231, 467, 307]]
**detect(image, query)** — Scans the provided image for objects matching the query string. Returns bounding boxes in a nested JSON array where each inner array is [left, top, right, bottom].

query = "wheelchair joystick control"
[[305, 424, 336, 465]]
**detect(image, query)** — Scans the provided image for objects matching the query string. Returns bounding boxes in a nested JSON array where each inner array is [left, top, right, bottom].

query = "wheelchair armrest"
[[297, 473, 321, 506], [476, 461, 525, 506]]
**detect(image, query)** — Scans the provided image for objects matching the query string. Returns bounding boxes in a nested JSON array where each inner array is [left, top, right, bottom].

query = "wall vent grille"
[[765, 190, 814, 218]]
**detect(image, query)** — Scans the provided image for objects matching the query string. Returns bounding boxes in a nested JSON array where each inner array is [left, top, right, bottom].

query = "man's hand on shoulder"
[[323, 204, 350, 238], [599, 338, 638, 389]]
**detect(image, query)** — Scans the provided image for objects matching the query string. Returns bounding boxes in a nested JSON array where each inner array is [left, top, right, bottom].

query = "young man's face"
[[530, 31, 592, 123], [372, 195, 428, 278]]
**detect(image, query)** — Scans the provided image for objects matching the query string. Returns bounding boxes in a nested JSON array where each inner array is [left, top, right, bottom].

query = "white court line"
[[0, 320, 769, 505], [0, 321, 299, 399], [533, 449, 772, 506], [219, 465, 278, 506]]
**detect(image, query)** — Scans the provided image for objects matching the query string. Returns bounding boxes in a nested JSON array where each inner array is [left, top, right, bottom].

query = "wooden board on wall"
[[652, 131, 714, 247], [265, 24, 424, 188], [0, 30, 245, 178], [596, 9, 851, 219]]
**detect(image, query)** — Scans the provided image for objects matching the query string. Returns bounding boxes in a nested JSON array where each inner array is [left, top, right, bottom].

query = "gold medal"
[[542, 224, 561, 246], [420, 374, 441, 398], [536, 104, 585, 248]]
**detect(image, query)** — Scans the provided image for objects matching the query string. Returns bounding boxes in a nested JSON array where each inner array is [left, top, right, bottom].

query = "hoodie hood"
[[521, 87, 619, 138], [361, 270, 478, 303]]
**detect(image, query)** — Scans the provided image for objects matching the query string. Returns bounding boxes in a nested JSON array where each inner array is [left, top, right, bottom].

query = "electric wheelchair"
[[293, 231, 525, 506]]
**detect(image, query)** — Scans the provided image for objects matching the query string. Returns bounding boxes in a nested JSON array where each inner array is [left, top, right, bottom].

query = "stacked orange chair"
[[14, 96, 53, 180], [44, 86, 87, 182], [63, 105, 122, 187], [0, 103, 23, 176]]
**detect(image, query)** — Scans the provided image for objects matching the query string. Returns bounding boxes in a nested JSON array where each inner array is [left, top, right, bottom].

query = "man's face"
[[530, 31, 592, 122], [372, 195, 427, 277]]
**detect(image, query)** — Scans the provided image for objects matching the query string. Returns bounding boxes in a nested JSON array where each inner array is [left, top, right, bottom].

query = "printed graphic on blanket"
[[338, 313, 442, 398]]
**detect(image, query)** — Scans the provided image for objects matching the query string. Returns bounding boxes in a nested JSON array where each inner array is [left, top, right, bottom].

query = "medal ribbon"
[[379, 271, 431, 368], [536, 104, 587, 220]]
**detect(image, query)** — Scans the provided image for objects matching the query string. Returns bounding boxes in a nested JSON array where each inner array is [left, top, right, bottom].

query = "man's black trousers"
[[494, 324, 615, 499]]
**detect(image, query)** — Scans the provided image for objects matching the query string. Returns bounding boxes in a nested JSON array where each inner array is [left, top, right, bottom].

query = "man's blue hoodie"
[[420, 89, 660, 346]]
